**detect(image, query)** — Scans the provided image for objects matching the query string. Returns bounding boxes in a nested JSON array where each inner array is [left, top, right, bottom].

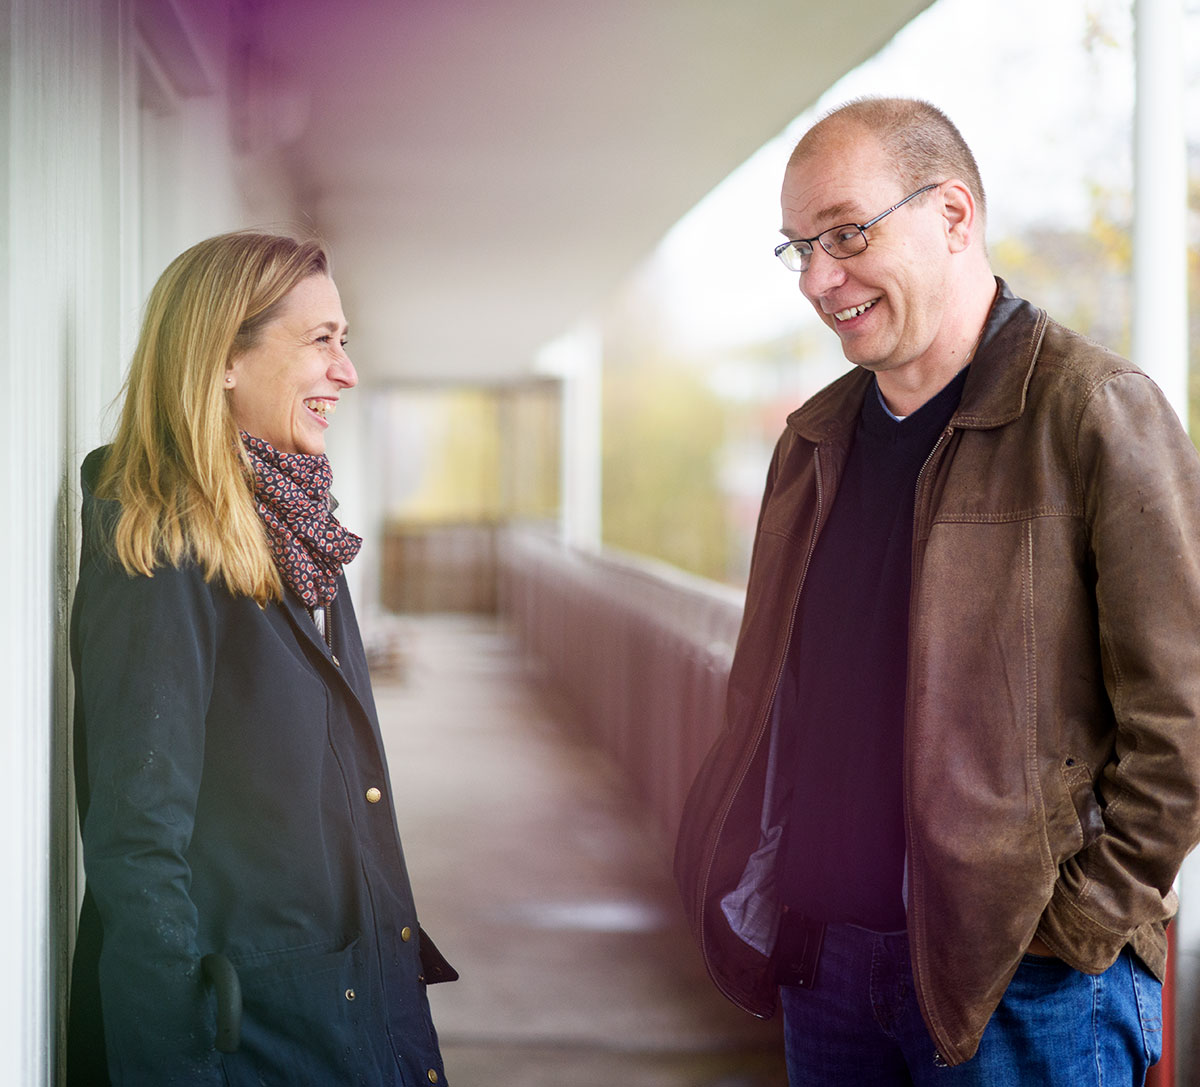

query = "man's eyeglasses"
[[774, 183, 942, 273]]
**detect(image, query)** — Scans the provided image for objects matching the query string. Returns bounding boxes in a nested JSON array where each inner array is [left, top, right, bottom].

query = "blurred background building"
[[4, 0, 1196, 1082]]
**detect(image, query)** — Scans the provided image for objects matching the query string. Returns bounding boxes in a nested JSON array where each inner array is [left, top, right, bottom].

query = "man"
[[674, 96, 1200, 1084]]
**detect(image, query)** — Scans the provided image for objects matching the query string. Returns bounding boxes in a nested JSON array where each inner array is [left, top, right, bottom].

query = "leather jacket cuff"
[[1036, 880, 1129, 975]]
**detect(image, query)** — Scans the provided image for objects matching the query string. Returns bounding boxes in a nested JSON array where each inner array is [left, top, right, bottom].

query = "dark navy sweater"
[[779, 368, 967, 931]]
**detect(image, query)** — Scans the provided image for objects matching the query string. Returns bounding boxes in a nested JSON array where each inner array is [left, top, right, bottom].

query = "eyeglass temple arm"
[[861, 183, 940, 229]]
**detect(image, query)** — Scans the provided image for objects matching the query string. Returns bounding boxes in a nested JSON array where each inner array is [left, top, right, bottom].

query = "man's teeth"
[[834, 299, 878, 322], [305, 399, 334, 418]]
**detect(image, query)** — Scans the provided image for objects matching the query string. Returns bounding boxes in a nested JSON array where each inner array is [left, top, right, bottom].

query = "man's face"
[[780, 128, 954, 380]]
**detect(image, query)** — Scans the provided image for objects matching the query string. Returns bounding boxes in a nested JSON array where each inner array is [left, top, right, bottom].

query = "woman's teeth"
[[834, 299, 878, 322], [304, 398, 334, 418]]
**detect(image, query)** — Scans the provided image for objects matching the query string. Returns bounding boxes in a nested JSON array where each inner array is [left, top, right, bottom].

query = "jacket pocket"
[[417, 926, 459, 985], [1061, 756, 1105, 850], [218, 935, 385, 1087]]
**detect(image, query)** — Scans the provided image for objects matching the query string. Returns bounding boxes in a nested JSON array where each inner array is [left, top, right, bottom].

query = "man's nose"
[[799, 246, 847, 302]]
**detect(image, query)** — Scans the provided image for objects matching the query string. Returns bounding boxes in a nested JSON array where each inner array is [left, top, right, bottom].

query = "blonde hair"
[[99, 230, 330, 603]]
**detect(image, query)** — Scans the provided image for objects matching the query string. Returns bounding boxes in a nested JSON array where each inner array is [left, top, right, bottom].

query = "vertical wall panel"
[[3, 1, 300, 1081], [2, 1, 115, 1082]]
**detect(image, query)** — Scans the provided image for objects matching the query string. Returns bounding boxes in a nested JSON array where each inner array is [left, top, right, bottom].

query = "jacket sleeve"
[[74, 554, 223, 1083], [1040, 368, 1200, 969]]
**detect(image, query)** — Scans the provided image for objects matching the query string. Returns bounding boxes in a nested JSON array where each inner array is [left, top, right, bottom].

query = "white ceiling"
[[248, 0, 934, 385]]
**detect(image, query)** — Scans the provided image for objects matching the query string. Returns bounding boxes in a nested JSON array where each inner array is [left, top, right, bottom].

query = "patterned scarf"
[[240, 431, 362, 607]]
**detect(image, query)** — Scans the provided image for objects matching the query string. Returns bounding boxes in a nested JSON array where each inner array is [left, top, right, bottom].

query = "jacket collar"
[[786, 278, 1046, 443], [951, 278, 1047, 430], [277, 575, 377, 723], [280, 585, 330, 654], [80, 444, 378, 725], [279, 579, 347, 670]]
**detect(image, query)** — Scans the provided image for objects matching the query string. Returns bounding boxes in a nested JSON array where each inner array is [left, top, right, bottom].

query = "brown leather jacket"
[[673, 281, 1200, 1065]]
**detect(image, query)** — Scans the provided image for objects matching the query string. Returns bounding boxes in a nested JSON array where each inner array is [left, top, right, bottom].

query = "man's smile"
[[833, 298, 879, 322]]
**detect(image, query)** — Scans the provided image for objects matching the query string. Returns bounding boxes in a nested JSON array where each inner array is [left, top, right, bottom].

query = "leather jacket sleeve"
[[1038, 368, 1200, 970]]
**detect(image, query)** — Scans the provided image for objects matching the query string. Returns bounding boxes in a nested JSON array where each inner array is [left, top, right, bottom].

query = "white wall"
[[3, 3, 120, 1081], [2, 0, 304, 1081]]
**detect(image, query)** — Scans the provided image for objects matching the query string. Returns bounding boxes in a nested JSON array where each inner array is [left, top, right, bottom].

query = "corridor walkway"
[[370, 614, 787, 1087]]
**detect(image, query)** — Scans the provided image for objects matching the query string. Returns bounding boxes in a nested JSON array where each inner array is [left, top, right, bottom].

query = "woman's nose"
[[331, 349, 358, 388]]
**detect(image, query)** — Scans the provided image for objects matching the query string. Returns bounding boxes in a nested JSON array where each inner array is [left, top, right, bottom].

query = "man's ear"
[[941, 179, 977, 253]]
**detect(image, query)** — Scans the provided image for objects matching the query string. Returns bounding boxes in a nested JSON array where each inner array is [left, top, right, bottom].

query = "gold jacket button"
[[427, 1071, 439, 1084], [344, 988, 356, 1001], [401, 926, 412, 942], [365, 787, 382, 804], [331, 654, 341, 667]]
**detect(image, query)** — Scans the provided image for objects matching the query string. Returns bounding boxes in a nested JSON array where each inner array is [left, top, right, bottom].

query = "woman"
[[68, 231, 454, 1085]]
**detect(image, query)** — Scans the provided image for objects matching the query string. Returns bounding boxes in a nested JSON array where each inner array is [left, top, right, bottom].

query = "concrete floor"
[[371, 614, 787, 1087]]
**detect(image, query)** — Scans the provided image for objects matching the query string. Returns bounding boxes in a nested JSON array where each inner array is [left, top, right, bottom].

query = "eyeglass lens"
[[780, 226, 866, 272]]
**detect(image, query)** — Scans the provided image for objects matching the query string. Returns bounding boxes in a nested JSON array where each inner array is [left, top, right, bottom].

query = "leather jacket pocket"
[[1061, 756, 1105, 849]]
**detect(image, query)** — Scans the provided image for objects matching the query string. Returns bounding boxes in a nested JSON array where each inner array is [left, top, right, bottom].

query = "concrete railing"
[[498, 527, 744, 845]]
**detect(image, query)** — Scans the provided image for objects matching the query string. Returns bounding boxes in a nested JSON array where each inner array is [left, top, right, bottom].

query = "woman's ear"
[[941, 179, 977, 253]]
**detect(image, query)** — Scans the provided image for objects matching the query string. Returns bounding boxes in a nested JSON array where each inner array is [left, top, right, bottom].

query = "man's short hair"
[[792, 97, 988, 229]]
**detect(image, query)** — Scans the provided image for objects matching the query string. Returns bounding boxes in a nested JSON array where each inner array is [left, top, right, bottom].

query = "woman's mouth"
[[304, 398, 336, 419]]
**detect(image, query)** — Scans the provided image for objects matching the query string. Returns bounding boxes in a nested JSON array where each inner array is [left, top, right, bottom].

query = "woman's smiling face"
[[226, 275, 356, 455]]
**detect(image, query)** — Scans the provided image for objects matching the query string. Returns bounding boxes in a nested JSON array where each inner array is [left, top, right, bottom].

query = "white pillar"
[[1135, 2, 1197, 1077], [537, 324, 603, 551], [1132, 0, 1188, 419]]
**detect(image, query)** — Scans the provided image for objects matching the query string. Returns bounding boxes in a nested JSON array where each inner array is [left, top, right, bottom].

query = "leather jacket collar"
[[784, 279, 1043, 444]]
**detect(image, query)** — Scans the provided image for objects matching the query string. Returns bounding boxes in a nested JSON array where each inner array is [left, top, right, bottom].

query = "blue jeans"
[[780, 923, 1163, 1086]]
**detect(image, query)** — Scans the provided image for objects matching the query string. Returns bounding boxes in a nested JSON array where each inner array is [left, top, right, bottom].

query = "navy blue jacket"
[[68, 448, 451, 1085]]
